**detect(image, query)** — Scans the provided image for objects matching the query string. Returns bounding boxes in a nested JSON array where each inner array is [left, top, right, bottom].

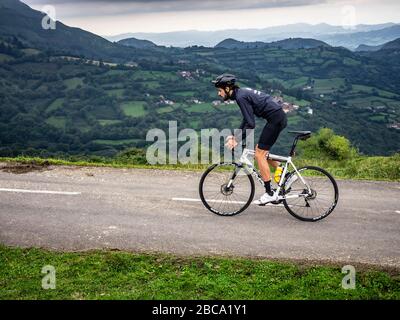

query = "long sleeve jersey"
[[232, 87, 283, 140]]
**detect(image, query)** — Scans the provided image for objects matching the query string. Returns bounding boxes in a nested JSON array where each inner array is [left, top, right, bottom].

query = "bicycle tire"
[[282, 166, 339, 222], [199, 162, 255, 216]]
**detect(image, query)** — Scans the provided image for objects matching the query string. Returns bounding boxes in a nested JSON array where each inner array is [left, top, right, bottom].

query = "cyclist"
[[212, 73, 288, 205]]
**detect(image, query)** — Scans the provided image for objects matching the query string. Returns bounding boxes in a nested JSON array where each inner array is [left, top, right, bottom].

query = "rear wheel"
[[199, 163, 255, 216], [282, 166, 339, 221]]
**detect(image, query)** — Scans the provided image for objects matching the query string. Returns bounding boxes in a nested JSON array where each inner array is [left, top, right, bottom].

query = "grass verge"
[[0, 154, 399, 182], [0, 245, 399, 300]]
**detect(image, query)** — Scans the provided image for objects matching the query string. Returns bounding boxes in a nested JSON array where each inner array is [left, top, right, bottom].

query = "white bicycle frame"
[[226, 148, 312, 201]]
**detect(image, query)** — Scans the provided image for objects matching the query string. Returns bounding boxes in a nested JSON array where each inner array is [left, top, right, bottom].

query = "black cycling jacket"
[[231, 87, 283, 140]]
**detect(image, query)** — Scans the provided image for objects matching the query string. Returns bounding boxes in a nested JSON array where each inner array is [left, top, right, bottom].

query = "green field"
[[1, 245, 398, 300], [175, 91, 196, 97], [130, 70, 179, 82], [186, 103, 217, 113], [0, 53, 14, 62], [157, 106, 174, 114], [105, 89, 125, 98], [121, 101, 147, 117], [343, 57, 362, 66], [313, 78, 346, 94], [282, 94, 310, 107], [63, 77, 84, 90], [282, 77, 310, 88], [351, 84, 398, 99], [46, 98, 64, 113], [105, 70, 127, 76], [346, 96, 397, 108], [45, 116, 66, 129], [21, 48, 41, 56], [368, 114, 387, 123], [93, 139, 137, 145], [98, 119, 123, 126]]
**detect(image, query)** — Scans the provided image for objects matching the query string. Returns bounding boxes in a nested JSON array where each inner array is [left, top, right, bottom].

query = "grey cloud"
[[25, 0, 331, 15]]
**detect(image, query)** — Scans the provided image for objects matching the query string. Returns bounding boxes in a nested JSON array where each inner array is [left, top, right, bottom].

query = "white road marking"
[[172, 197, 245, 204], [0, 188, 81, 195], [172, 197, 285, 207], [396, 210, 400, 214]]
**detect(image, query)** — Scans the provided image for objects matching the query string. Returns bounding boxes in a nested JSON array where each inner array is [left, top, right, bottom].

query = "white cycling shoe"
[[253, 192, 278, 205]]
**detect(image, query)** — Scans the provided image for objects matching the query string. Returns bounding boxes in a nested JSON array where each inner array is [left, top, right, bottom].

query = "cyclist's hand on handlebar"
[[225, 136, 238, 150]]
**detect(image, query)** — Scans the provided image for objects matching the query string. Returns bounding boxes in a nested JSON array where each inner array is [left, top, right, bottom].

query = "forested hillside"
[[0, 0, 399, 157]]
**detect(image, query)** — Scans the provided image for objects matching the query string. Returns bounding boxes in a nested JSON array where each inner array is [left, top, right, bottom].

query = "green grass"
[[45, 116, 66, 129], [157, 106, 174, 114], [283, 77, 309, 88], [282, 94, 310, 107], [346, 96, 397, 108], [293, 154, 400, 181], [0, 153, 399, 182], [0, 245, 398, 300], [343, 57, 362, 67], [105, 89, 125, 98], [0, 53, 14, 62], [368, 114, 387, 123], [130, 70, 179, 82], [121, 101, 147, 117], [351, 84, 398, 99], [105, 70, 127, 76], [63, 77, 84, 90], [313, 78, 345, 94], [46, 98, 64, 112], [93, 139, 138, 145], [98, 119, 123, 126], [141, 80, 160, 89], [186, 103, 216, 113], [21, 48, 41, 56], [175, 91, 195, 97]]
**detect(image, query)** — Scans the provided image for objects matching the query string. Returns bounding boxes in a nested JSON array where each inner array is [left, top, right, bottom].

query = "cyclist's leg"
[[256, 111, 287, 182], [255, 144, 271, 181], [268, 158, 280, 169]]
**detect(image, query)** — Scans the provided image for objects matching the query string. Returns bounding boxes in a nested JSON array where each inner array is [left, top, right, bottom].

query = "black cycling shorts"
[[257, 109, 287, 151]]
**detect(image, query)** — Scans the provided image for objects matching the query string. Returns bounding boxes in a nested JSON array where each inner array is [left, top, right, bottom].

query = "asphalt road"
[[0, 164, 399, 269]]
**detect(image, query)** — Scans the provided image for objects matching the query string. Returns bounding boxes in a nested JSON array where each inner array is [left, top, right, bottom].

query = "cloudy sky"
[[24, 0, 400, 36]]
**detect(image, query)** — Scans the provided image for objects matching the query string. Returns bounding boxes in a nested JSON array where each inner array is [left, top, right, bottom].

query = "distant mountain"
[[355, 44, 383, 52], [269, 38, 330, 49], [215, 38, 268, 49], [0, 0, 139, 62], [359, 38, 400, 67], [215, 38, 330, 50], [320, 25, 400, 50], [117, 37, 158, 49], [104, 23, 399, 48], [379, 37, 400, 50]]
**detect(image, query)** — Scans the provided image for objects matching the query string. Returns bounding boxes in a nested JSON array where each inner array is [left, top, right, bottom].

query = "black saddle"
[[288, 130, 311, 140]]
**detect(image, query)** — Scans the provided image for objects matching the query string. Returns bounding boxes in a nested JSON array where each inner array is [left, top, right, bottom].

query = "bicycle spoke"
[[283, 167, 338, 221], [200, 163, 254, 216]]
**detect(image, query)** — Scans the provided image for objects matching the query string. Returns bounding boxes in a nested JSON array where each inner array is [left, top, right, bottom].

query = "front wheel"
[[282, 166, 339, 222], [199, 163, 255, 216]]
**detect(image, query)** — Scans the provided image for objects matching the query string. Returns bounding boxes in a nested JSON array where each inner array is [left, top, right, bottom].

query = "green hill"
[[0, 0, 155, 62], [215, 38, 330, 49], [118, 37, 158, 49], [0, 0, 399, 158]]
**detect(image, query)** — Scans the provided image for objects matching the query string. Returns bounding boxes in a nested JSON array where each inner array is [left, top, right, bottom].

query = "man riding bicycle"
[[212, 73, 288, 205]]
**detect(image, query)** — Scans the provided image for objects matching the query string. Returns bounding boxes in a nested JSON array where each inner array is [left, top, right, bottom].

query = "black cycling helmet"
[[211, 73, 236, 88]]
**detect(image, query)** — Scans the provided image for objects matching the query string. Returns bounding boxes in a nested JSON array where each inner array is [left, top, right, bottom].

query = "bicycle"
[[199, 131, 339, 221]]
